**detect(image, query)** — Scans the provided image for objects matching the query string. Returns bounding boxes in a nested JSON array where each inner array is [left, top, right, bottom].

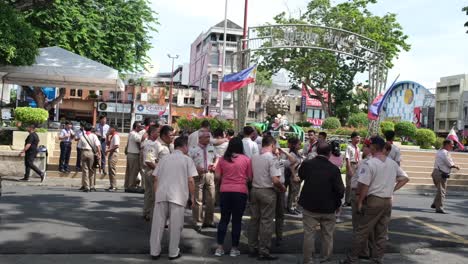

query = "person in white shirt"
[[303, 129, 318, 159], [74, 123, 84, 171], [105, 124, 120, 191], [344, 132, 361, 206], [58, 121, 75, 173], [124, 121, 144, 192], [213, 128, 228, 157], [95, 116, 110, 175], [341, 136, 409, 264], [242, 126, 259, 158], [187, 120, 227, 150], [78, 123, 101, 192], [150, 136, 197, 261], [384, 130, 401, 166], [431, 139, 460, 214]]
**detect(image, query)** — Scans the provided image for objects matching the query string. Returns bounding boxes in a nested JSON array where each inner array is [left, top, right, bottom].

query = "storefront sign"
[[307, 118, 323, 126], [135, 103, 167, 115], [301, 84, 328, 108], [98, 102, 132, 113]]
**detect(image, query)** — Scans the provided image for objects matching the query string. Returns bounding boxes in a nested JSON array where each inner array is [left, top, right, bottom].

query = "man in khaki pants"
[[344, 132, 361, 206], [189, 130, 219, 233], [124, 122, 144, 192], [341, 136, 409, 264], [431, 139, 459, 214], [78, 123, 101, 192], [106, 124, 120, 191], [298, 143, 344, 264]]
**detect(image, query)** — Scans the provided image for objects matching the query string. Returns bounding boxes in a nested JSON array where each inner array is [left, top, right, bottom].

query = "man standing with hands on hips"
[[189, 130, 219, 233], [59, 121, 75, 173]]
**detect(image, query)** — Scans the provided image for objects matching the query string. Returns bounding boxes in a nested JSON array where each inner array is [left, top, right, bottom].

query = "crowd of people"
[[12, 117, 463, 263]]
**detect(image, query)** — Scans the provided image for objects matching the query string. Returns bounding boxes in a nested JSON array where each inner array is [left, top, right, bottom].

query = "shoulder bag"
[[83, 133, 100, 169]]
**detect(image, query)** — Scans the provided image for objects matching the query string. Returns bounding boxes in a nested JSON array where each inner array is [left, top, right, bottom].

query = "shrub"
[[322, 117, 341, 129], [14, 107, 48, 126], [335, 127, 354, 136], [340, 143, 347, 151], [415, 128, 436, 149], [434, 137, 445, 149], [347, 113, 369, 128], [176, 116, 233, 133], [395, 121, 417, 142], [296, 121, 312, 127], [380, 121, 395, 134]]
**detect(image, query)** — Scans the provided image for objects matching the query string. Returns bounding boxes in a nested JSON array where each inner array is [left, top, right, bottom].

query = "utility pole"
[[167, 54, 179, 125], [220, 0, 228, 117]]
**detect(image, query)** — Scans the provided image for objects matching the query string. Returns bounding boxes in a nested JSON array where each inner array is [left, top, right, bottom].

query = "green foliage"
[[0, 2, 39, 65], [394, 121, 417, 142], [415, 128, 436, 149], [335, 127, 354, 136], [347, 113, 369, 128], [322, 117, 341, 129], [256, 70, 273, 87], [434, 137, 445, 149], [463, 6, 468, 33], [296, 121, 312, 127], [14, 107, 49, 125], [19, 0, 158, 72], [36, 127, 48, 133], [340, 143, 347, 151], [380, 121, 395, 134], [176, 117, 233, 133]]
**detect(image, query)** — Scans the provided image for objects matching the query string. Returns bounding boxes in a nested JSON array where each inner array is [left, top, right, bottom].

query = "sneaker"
[[40, 172, 47, 183], [78, 186, 85, 191], [257, 254, 278, 261], [106, 187, 117, 192], [19, 178, 30, 181], [229, 248, 240, 257], [90, 187, 97, 192], [214, 248, 224, 257]]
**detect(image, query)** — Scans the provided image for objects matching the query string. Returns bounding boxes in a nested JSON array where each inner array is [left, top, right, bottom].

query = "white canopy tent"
[[0, 46, 124, 91]]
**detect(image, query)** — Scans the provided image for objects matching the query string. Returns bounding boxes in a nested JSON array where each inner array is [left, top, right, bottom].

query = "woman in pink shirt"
[[214, 137, 253, 257]]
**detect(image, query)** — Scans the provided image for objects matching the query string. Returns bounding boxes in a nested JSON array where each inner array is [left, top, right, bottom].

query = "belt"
[[82, 149, 92, 151], [61, 141, 72, 144], [367, 195, 391, 200], [350, 162, 358, 164]]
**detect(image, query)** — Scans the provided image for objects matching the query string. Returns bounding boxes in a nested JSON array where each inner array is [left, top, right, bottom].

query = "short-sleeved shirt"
[[189, 144, 219, 171], [251, 152, 282, 188], [95, 123, 110, 140], [345, 143, 360, 163], [78, 132, 100, 151], [357, 156, 408, 198], [215, 155, 252, 194], [153, 150, 198, 206], [75, 129, 83, 140], [215, 141, 229, 157], [127, 130, 142, 154], [255, 136, 263, 151], [109, 133, 120, 153], [352, 156, 370, 189], [188, 130, 217, 150], [276, 156, 292, 184], [433, 149, 455, 174], [242, 138, 259, 158], [388, 144, 401, 164], [59, 128, 74, 142], [303, 141, 318, 159], [25, 132, 39, 153]]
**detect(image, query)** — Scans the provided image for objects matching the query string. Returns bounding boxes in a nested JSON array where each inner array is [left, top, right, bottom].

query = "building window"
[[248, 111, 257, 119], [189, 98, 195, 105], [438, 87, 447, 94], [70, 89, 76, 97], [184, 98, 189, 104], [227, 34, 237, 42], [196, 43, 201, 53], [295, 105, 301, 112], [210, 53, 220, 65], [449, 85, 460, 94], [127, 93, 133, 101], [439, 102, 447, 113], [109, 91, 115, 99], [211, 75, 219, 90], [438, 120, 445, 130], [449, 101, 458, 113], [77, 89, 83, 97], [210, 33, 217, 41], [225, 51, 233, 67], [306, 108, 322, 119]]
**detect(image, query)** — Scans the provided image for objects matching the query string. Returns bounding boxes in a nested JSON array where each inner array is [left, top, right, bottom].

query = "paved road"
[[1, 183, 467, 258]]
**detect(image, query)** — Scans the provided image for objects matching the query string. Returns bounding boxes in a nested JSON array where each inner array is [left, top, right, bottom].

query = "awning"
[[0, 46, 124, 91]]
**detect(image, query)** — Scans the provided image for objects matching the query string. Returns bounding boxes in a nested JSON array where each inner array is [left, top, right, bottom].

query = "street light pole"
[[220, 0, 228, 117], [167, 54, 179, 125]]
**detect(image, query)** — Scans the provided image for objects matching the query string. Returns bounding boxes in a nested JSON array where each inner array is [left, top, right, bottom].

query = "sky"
[[148, 0, 468, 89]]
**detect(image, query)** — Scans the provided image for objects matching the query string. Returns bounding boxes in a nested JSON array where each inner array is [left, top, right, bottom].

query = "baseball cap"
[[370, 136, 386, 147]]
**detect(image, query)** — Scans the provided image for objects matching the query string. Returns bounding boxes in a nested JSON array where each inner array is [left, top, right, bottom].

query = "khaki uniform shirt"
[[345, 143, 360, 163], [153, 150, 198, 207], [127, 130, 142, 154], [78, 133, 100, 151], [388, 144, 401, 164], [303, 141, 318, 159], [189, 144, 219, 172], [109, 133, 120, 153], [251, 152, 282, 188], [434, 149, 455, 174]]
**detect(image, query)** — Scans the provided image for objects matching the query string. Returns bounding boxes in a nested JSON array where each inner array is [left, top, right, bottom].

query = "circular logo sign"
[[137, 104, 144, 112], [404, 89, 414, 105], [99, 103, 107, 111]]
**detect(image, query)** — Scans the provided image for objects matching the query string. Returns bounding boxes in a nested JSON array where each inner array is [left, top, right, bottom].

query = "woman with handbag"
[[78, 123, 101, 192]]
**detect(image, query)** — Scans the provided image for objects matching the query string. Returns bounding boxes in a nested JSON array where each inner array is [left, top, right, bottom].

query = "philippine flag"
[[368, 93, 384, 120], [447, 127, 464, 150], [220, 65, 256, 92]]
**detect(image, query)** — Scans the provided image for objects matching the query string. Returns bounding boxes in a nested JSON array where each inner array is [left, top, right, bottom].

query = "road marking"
[[404, 216, 468, 244]]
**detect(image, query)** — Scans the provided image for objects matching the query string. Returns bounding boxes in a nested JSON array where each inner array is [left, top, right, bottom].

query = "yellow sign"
[[404, 89, 414, 105]]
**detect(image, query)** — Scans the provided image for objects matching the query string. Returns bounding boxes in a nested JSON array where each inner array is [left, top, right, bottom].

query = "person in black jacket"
[[298, 142, 345, 264], [19, 124, 45, 182]]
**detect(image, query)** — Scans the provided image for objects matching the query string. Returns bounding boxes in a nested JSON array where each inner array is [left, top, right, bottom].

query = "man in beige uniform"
[[189, 131, 219, 232], [344, 132, 361, 206], [341, 136, 409, 264], [105, 125, 120, 191], [125, 122, 144, 192], [78, 123, 101, 192], [150, 136, 197, 261], [431, 139, 460, 214], [248, 135, 286, 261], [142, 125, 160, 221]]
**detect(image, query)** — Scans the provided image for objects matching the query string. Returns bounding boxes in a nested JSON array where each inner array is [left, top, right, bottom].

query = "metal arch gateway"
[[233, 24, 388, 135]]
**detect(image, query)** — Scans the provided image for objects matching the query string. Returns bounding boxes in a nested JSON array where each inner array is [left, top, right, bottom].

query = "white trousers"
[[150, 201, 185, 257]]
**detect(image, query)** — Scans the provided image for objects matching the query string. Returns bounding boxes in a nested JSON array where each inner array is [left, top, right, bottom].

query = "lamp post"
[[220, 0, 228, 117], [167, 54, 179, 125]]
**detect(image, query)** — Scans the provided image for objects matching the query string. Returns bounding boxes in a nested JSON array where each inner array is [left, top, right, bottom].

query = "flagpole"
[[220, 0, 228, 117]]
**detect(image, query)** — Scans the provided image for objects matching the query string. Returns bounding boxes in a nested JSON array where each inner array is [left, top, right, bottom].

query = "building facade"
[[188, 19, 244, 119], [435, 74, 468, 133]]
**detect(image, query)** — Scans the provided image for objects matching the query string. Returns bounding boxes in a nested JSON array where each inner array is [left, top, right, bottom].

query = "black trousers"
[[59, 141, 72, 170], [76, 147, 82, 169], [217, 192, 248, 247], [24, 151, 42, 179]]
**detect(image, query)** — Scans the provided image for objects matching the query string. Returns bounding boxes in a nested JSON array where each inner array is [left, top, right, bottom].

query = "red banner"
[[302, 84, 328, 107]]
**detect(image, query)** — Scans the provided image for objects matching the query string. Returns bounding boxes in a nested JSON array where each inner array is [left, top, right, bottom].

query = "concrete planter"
[[12, 131, 58, 161], [0, 151, 46, 177]]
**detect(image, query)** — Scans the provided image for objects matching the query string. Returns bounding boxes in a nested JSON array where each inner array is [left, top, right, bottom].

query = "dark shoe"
[[343, 202, 352, 207], [59, 169, 66, 173], [19, 178, 30, 181], [75, 167, 81, 172], [40, 172, 46, 183], [125, 188, 135, 193], [431, 204, 436, 209], [359, 255, 370, 260], [151, 255, 160, 260], [82, 189, 90, 192], [339, 260, 351, 264], [168, 253, 181, 260], [294, 208, 302, 214], [195, 226, 202, 233], [143, 215, 151, 222], [257, 254, 278, 261], [102, 172, 107, 176], [202, 223, 217, 228], [78, 186, 86, 191], [248, 249, 258, 258], [287, 208, 298, 215], [65, 169, 71, 173], [436, 209, 448, 214], [90, 188, 97, 192], [106, 187, 117, 192]]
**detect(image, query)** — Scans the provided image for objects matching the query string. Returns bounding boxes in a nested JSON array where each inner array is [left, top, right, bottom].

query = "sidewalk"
[[2, 247, 468, 264]]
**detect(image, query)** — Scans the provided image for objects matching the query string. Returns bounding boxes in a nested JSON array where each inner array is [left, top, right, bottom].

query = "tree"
[[255, 0, 410, 119], [395, 121, 417, 142], [0, 1, 39, 65], [464, 6, 468, 33]]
